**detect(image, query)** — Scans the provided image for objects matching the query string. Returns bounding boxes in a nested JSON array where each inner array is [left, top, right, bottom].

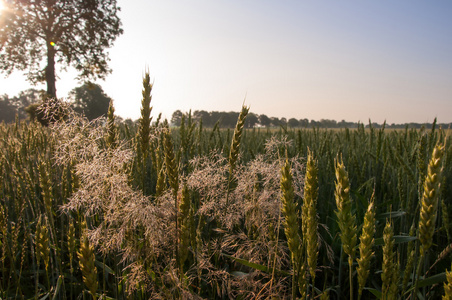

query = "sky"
[[1, 0, 452, 124]]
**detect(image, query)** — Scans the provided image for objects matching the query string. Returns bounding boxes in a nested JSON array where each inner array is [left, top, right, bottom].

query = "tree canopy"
[[0, 88, 44, 123], [69, 82, 112, 120], [0, 0, 123, 99]]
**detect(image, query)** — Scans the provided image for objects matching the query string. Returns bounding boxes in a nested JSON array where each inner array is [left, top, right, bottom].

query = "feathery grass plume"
[[381, 220, 396, 298], [78, 229, 98, 300], [178, 184, 191, 277], [419, 142, 445, 255], [444, 263, 452, 299], [163, 126, 180, 264], [138, 72, 153, 160], [280, 158, 304, 298], [334, 155, 357, 299], [356, 198, 376, 300], [302, 148, 319, 281], [106, 99, 118, 148]]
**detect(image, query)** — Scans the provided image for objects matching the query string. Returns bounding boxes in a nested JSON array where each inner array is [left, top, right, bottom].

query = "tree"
[[320, 119, 337, 128], [245, 112, 258, 128], [0, 94, 17, 123], [299, 118, 309, 128], [270, 117, 280, 127], [288, 118, 300, 128], [171, 110, 183, 126], [193, 110, 211, 126], [0, 0, 123, 99], [259, 114, 271, 127], [69, 82, 112, 120], [0, 89, 44, 122]]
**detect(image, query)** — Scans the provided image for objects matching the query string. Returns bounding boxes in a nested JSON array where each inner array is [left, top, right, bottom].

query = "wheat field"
[[1, 74, 452, 299]]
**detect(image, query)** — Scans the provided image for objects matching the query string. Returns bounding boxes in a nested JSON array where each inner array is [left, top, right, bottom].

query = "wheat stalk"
[[402, 224, 416, 294], [381, 220, 398, 299], [78, 231, 98, 300], [334, 155, 357, 299], [444, 263, 452, 300], [67, 220, 76, 297], [138, 72, 153, 160], [164, 128, 179, 197], [155, 165, 166, 198], [302, 148, 319, 281], [39, 162, 52, 217], [67, 220, 76, 265], [35, 215, 50, 294], [419, 142, 445, 255], [229, 105, 249, 176], [356, 197, 376, 300], [35, 215, 50, 272], [106, 99, 117, 148], [280, 158, 304, 298]]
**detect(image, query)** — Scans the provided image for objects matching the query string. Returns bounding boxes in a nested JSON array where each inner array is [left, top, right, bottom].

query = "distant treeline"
[[171, 109, 451, 129], [2, 92, 449, 130]]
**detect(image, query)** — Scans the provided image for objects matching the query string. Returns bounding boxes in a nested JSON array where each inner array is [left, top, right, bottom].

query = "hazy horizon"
[[1, 0, 451, 124]]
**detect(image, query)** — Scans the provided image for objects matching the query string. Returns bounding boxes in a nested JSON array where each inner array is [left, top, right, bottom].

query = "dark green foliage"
[[70, 82, 113, 120], [0, 89, 44, 123]]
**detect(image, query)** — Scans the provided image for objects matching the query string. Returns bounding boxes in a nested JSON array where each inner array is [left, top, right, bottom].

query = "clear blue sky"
[[1, 0, 452, 124]]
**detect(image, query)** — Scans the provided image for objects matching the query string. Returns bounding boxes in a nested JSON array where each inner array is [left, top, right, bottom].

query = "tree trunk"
[[45, 43, 57, 100]]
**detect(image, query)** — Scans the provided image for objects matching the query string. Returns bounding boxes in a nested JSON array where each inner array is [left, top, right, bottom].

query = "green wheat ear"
[[302, 148, 319, 281], [106, 99, 117, 148], [78, 229, 98, 300], [381, 220, 399, 298], [163, 128, 179, 197], [138, 72, 153, 159], [419, 142, 445, 255], [35, 215, 50, 271], [444, 263, 452, 299], [281, 158, 302, 264], [334, 155, 357, 299], [356, 198, 376, 300], [280, 158, 305, 298], [334, 155, 357, 259], [229, 104, 249, 176]]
